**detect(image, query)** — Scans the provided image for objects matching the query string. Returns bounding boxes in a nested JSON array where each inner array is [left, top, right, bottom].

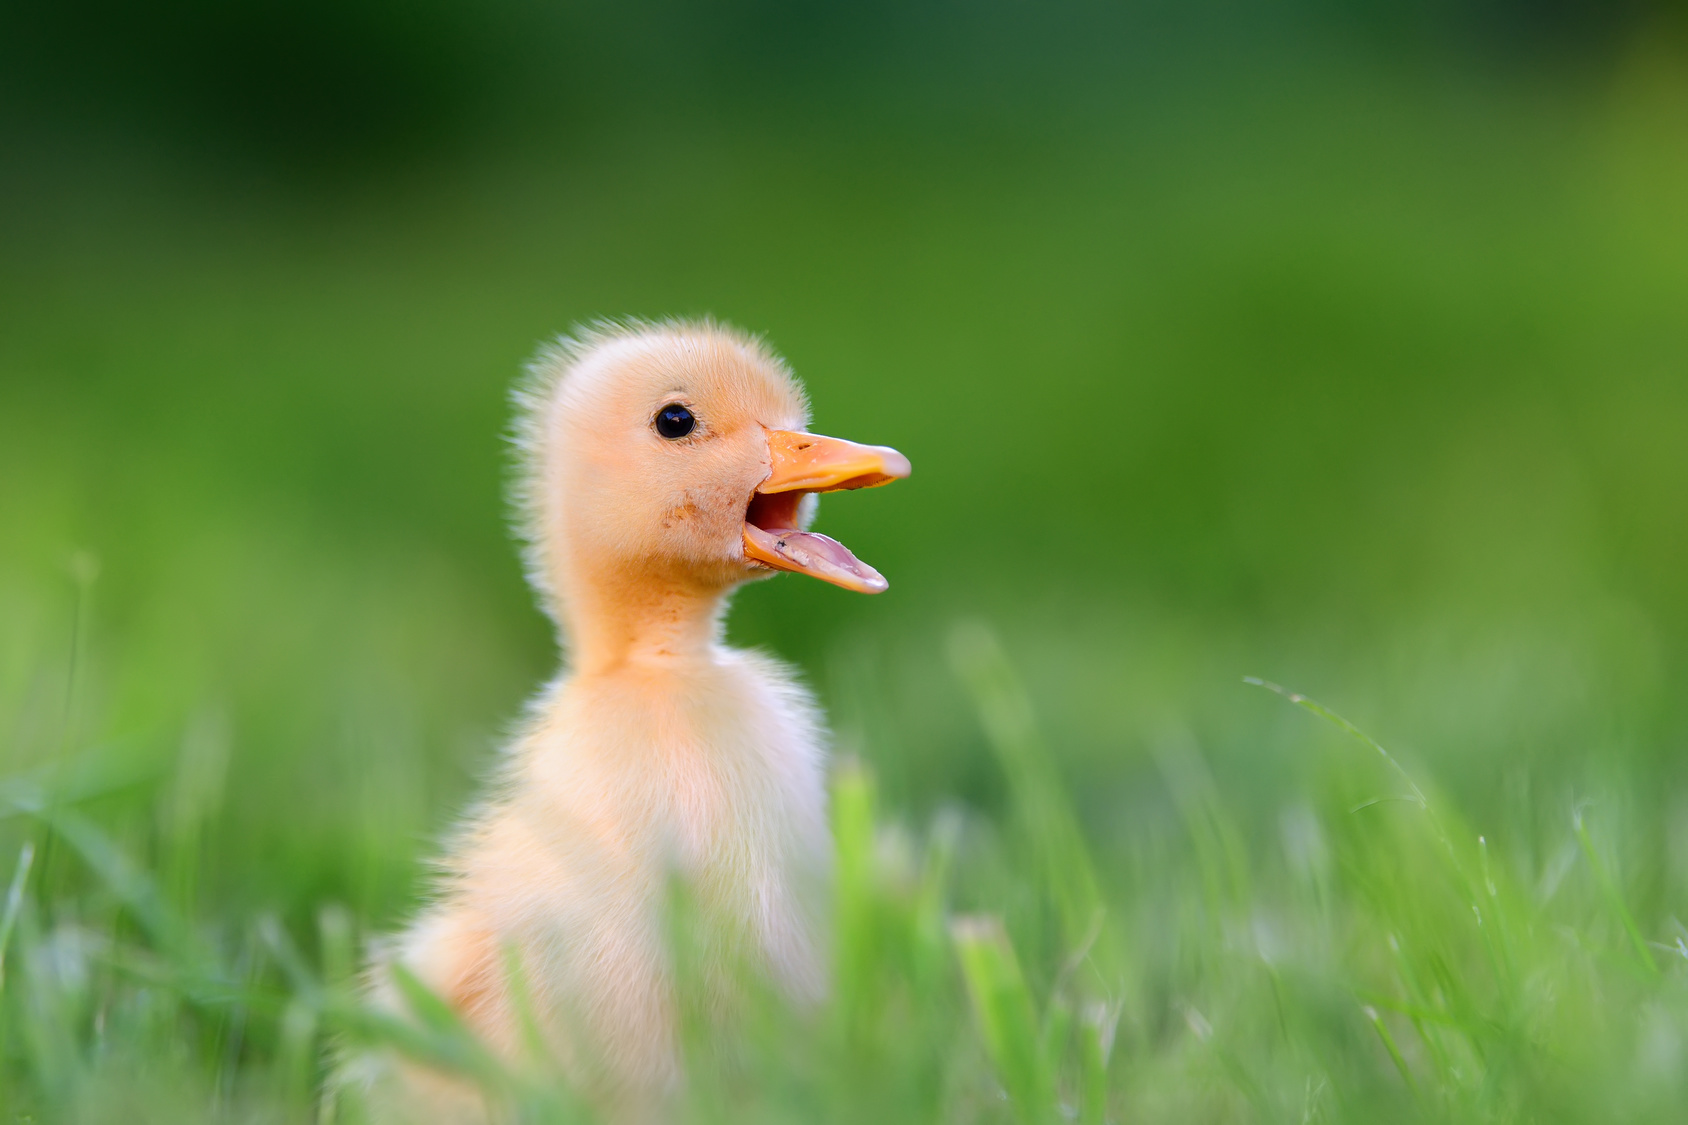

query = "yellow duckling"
[[353, 320, 910, 1121]]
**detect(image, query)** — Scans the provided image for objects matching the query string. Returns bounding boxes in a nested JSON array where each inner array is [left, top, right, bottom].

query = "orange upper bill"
[[757, 431, 912, 494], [742, 429, 910, 594]]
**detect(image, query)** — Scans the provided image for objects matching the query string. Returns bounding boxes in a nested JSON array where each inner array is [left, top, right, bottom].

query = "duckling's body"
[[382, 644, 828, 1114], [352, 322, 907, 1122]]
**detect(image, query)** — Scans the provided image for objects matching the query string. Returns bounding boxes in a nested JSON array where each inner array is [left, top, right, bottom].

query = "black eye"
[[655, 403, 695, 439]]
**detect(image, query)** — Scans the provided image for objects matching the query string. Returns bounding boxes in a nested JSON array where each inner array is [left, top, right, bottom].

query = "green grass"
[[5, 21, 1688, 1123], [0, 616, 1683, 1122]]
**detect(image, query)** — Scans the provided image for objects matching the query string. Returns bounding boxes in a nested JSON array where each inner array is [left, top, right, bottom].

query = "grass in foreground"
[[0, 621, 1682, 1124]]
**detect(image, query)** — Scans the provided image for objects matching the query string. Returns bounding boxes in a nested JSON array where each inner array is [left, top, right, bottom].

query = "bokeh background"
[[4, 1, 1688, 1118]]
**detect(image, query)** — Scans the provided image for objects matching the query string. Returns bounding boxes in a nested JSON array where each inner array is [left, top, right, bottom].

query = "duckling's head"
[[518, 321, 909, 635]]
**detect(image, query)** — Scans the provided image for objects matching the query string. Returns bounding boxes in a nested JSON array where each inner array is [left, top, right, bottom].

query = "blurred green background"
[[4, 1, 1688, 1119]]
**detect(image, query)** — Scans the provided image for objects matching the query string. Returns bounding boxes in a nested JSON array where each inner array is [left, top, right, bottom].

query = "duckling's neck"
[[563, 567, 730, 675]]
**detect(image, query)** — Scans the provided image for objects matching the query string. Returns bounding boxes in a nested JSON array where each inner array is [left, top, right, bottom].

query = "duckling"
[[351, 320, 910, 1122]]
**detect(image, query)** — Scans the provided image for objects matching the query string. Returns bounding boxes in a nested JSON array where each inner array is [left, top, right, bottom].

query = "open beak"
[[743, 430, 911, 594]]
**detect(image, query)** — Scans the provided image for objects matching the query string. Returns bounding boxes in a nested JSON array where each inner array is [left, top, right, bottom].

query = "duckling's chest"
[[525, 655, 829, 882]]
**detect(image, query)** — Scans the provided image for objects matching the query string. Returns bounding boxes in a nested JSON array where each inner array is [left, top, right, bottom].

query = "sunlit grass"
[[1, 606, 1682, 1123]]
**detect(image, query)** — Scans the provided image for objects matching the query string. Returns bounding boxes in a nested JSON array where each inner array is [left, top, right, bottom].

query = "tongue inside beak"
[[743, 522, 888, 594], [741, 430, 910, 595]]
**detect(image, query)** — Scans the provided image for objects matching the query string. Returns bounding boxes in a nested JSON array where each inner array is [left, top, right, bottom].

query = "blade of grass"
[[1245, 679, 1516, 1005], [0, 841, 35, 993], [951, 622, 1102, 960], [833, 757, 878, 1046], [1363, 1005, 1419, 1100], [952, 914, 1056, 1124], [1076, 1000, 1114, 1125], [1572, 802, 1658, 976]]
